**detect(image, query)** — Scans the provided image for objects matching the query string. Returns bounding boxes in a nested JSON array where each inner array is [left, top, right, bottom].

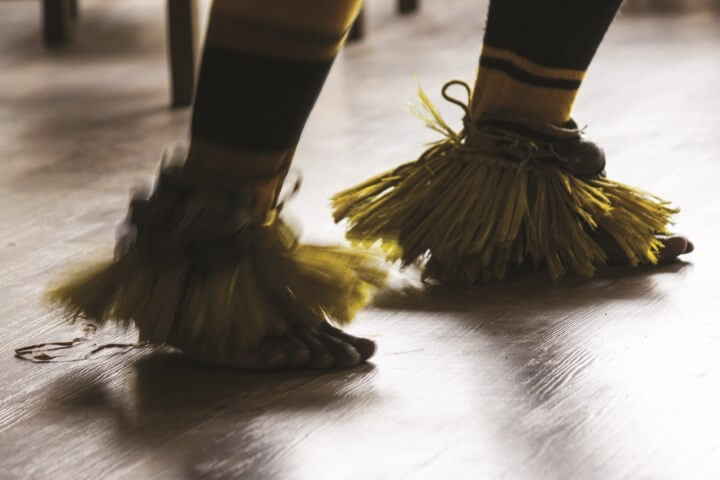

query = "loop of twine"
[[441, 80, 472, 118], [431, 80, 595, 172]]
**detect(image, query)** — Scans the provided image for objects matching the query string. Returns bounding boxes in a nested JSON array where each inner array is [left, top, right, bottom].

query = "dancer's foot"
[[592, 230, 694, 265], [217, 322, 376, 370], [484, 116, 694, 266], [333, 83, 691, 283]]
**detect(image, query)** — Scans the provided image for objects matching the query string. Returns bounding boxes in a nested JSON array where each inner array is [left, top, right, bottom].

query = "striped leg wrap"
[[187, 0, 363, 182], [471, 0, 623, 124]]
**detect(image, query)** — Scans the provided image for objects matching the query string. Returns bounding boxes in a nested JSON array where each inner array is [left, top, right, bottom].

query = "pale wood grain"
[[1, 0, 719, 479]]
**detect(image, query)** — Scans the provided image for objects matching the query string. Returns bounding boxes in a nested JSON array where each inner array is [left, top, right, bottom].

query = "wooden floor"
[[2, 1, 720, 479]]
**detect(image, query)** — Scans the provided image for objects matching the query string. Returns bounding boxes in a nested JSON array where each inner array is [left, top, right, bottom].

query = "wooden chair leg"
[[69, 0, 79, 21], [398, 0, 419, 14], [167, 0, 198, 108], [42, 0, 73, 46], [348, 7, 365, 42]]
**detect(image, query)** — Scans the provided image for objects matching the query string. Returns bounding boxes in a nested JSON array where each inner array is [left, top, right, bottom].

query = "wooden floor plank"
[[1, 1, 719, 479]]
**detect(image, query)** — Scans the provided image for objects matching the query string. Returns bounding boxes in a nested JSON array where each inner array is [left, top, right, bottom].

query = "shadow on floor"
[[373, 260, 693, 314], [39, 349, 379, 476], [45, 348, 379, 420]]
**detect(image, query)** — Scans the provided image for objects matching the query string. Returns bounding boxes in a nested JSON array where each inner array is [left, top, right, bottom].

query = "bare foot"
[[422, 231, 694, 284], [218, 322, 376, 370], [592, 230, 694, 265]]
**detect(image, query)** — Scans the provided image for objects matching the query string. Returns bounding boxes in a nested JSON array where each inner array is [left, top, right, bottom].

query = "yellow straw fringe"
[[47, 161, 386, 361], [47, 218, 386, 360], [332, 82, 678, 283]]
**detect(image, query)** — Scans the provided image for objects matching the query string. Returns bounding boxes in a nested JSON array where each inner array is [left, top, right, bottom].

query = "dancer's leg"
[[333, 0, 691, 283], [49, 0, 385, 370], [471, 0, 622, 124], [186, 0, 360, 202], [156, 0, 375, 369], [470, 0, 691, 263]]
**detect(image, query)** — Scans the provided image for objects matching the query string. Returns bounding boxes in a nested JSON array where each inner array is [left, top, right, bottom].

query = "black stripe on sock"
[[484, 0, 623, 70], [191, 47, 335, 151], [479, 56, 581, 90]]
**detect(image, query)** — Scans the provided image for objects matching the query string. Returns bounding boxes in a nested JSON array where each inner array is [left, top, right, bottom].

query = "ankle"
[[469, 70, 577, 126], [467, 114, 605, 177], [164, 143, 283, 221], [474, 111, 581, 141]]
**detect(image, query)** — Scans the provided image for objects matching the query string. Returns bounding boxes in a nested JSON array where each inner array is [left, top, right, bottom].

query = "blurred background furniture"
[[42, 0, 198, 108], [41, 0, 419, 108], [349, 0, 420, 41], [165, 0, 198, 109]]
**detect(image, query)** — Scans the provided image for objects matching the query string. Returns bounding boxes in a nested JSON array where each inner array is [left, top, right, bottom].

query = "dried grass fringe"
[[332, 81, 678, 282], [46, 160, 386, 361]]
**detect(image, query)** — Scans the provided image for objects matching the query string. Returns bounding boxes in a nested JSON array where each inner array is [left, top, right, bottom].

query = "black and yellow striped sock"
[[471, 0, 623, 125], [185, 0, 363, 205]]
